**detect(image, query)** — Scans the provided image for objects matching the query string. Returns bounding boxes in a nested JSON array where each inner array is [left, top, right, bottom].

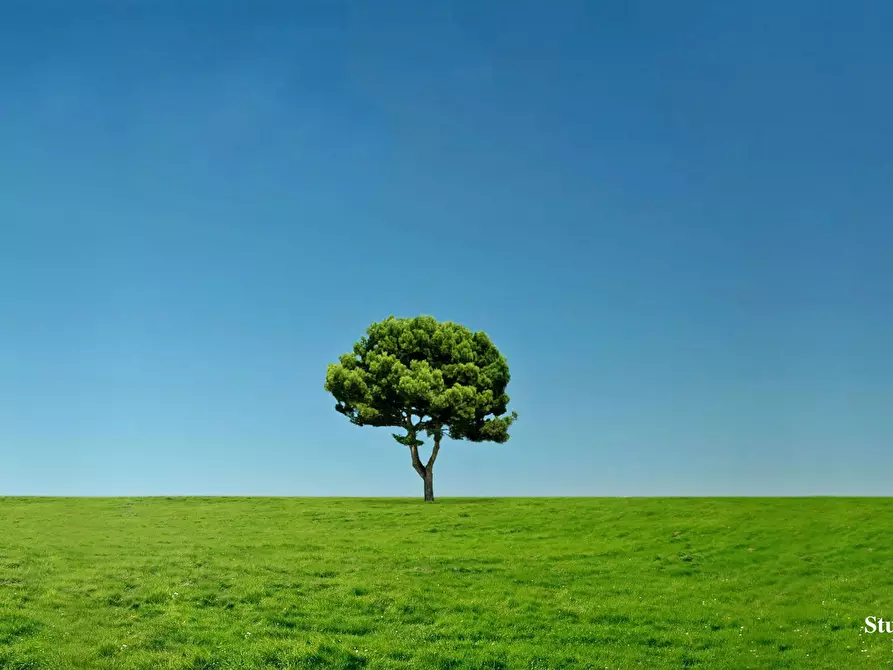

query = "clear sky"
[[1, 2, 891, 496]]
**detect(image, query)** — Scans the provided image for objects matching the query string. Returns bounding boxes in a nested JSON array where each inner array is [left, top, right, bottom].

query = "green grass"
[[0, 497, 890, 669]]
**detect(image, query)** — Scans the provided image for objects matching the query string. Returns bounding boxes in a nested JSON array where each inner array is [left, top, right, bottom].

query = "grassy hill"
[[0, 497, 889, 668]]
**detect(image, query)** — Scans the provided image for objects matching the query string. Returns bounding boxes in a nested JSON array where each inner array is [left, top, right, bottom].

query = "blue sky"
[[1, 1, 891, 496]]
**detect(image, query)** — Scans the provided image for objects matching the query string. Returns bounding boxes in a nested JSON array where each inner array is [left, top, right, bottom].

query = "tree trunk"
[[409, 429, 441, 503], [423, 464, 434, 502]]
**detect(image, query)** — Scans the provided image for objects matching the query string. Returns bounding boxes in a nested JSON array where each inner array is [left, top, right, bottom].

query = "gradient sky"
[[1, 1, 891, 496]]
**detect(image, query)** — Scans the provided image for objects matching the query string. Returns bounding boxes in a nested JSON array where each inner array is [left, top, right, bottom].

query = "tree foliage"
[[325, 315, 518, 469]]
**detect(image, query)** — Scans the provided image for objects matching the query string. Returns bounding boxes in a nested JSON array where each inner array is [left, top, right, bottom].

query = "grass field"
[[0, 497, 890, 669]]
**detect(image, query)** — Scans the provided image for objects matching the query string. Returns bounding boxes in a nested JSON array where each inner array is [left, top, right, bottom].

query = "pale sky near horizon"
[[1, 1, 891, 496]]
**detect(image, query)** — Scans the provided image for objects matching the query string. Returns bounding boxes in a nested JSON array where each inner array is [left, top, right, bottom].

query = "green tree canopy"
[[324, 315, 518, 501]]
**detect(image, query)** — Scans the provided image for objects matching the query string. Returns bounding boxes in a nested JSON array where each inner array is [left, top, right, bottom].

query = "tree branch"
[[426, 425, 443, 469], [406, 411, 428, 430], [409, 444, 427, 478], [426, 439, 440, 469]]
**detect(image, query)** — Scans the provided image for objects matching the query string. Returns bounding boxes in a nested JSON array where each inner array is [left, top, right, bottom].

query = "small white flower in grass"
[[121, 644, 127, 650]]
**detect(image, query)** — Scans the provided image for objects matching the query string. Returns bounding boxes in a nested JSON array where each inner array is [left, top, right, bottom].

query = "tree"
[[324, 315, 518, 502]]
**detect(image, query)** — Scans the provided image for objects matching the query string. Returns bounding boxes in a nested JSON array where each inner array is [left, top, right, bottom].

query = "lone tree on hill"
[[324, 315, 518, 502]]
